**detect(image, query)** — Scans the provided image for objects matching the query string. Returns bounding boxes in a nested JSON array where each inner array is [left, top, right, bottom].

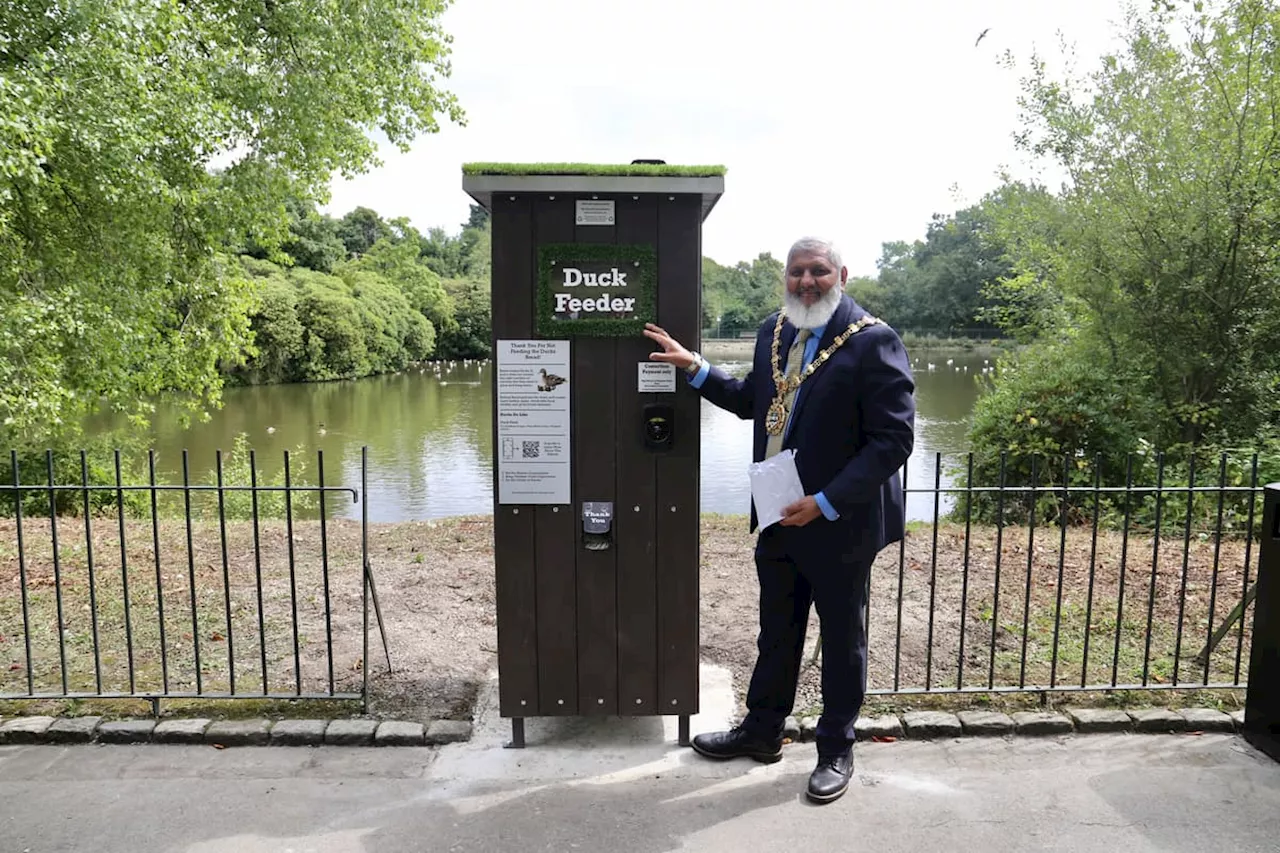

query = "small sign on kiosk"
[[575, 199, 615, 225], [638, 362, 676, 393]]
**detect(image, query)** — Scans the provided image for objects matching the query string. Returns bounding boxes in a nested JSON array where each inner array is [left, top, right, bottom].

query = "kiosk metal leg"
[[678, 714, 691, 747], [507, 717, 525, 749]]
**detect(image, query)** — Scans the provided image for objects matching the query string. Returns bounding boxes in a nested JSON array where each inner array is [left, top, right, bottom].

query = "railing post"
[[1244, 483, 1280, 761]]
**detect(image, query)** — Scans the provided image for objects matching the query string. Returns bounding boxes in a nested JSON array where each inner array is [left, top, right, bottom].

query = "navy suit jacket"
[[696, 294, 916, 553]]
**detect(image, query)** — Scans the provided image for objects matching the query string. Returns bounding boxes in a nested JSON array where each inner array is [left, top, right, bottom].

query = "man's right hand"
[[643, 323, 695, 370]]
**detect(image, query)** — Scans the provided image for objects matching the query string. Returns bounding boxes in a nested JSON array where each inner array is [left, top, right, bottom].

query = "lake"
[[90, 348, 996, 523]]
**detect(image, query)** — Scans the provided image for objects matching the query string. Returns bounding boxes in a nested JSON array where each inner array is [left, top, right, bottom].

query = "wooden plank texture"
[[491, 195, 538, 718], [614, 195, 660, 714], [572, 211, 619, 714], [532, 197, 578, 716], [655, 195, 702, 714]]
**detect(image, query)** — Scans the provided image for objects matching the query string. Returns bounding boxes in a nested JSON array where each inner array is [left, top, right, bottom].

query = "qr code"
[[522, 441, 540, 459]]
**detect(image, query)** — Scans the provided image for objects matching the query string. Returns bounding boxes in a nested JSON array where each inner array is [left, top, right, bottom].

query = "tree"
[[873, 240, 923, 324], [865, 191, 1022, 334], [464, 204, 490, 230], [845, 275, 890, 319], [243, 197, 346, 273], [0, 0, 464, 444], [336, 207, 393, 258], [279, 200, 346, 273], [993, 0, 1280, 447], [435, 280, 492, 360], [910, 202, 1011, 333], [345, 222, 453, 335]]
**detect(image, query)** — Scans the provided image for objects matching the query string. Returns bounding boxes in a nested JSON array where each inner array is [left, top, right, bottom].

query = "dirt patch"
[[0, 514, 1256, 721]]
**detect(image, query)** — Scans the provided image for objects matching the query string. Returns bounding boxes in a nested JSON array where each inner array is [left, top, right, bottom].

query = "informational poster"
[[496, 340, 571, 505]]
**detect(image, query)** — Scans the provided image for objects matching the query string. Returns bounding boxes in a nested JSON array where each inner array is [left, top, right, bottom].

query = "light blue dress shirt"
[[689, 323, 839, 521]]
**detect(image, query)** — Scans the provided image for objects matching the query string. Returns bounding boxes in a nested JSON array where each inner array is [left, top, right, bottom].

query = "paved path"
[[2, 670, 1278, 852]]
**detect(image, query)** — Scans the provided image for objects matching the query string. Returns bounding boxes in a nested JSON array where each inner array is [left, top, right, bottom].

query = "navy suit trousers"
[[741, 522, 873, 754]]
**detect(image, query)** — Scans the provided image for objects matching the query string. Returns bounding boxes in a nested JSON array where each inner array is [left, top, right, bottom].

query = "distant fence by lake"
[[702, 327, 1008, 342]]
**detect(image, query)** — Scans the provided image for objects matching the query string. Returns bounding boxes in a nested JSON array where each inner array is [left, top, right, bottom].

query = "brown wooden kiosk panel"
[[569, 213, 619, 714], [464, 163, 725, 744], [655, 194, 703, 714], [490, 195, 539, 717], [529, 198, 579, 716], [614, 195, 660, 714]]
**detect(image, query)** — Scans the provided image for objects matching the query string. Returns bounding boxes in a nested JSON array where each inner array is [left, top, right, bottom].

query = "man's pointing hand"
[[643, 323, 695, 370]]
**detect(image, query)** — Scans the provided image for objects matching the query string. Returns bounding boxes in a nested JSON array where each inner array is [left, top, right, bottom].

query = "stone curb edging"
[[783, 706, 1245, 743], [0, 715, 473, 748], [0, 707, 1246, 748]]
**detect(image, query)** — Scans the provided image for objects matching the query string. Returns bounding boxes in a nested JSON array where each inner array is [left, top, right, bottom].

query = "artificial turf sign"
[[538, 242, 655, 337]]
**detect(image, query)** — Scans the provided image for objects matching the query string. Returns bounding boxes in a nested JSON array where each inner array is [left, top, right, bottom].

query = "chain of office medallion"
[[769, 310, 881, 396]]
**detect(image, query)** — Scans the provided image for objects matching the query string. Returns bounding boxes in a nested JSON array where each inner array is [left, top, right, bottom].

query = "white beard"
[[783, 284, 844, 329]]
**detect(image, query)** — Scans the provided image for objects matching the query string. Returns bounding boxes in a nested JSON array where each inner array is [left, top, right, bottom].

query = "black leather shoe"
[[690, 726, 783, 763], [806, 750, 854, 803]]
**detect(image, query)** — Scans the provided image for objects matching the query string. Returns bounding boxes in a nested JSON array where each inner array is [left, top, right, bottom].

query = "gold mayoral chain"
[[764, 311, 883, 436]]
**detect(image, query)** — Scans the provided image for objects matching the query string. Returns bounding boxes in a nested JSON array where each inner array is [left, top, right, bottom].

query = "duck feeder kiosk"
[[462, 162, 726, 747]]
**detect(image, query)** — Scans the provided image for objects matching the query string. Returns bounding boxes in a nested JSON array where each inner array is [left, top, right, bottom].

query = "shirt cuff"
[[815, 491, 839, 521], [688, 358, 712, 388]]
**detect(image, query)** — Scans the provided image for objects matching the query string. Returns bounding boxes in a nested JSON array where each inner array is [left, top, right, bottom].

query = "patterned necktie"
[[764, 327, 812, 459]]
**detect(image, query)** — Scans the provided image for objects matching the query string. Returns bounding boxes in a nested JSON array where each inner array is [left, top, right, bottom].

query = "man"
[[643, 237, 915, 804]]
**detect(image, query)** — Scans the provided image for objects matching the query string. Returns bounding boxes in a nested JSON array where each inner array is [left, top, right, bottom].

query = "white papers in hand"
[[748, 449, 806, 529]]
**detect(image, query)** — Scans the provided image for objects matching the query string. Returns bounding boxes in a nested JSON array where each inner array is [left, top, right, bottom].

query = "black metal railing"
[[0, 446, 388, 712], [867, 450, 1269, 697]]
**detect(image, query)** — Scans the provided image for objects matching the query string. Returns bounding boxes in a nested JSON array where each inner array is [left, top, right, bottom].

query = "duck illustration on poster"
[[538, 368, 567, 392]]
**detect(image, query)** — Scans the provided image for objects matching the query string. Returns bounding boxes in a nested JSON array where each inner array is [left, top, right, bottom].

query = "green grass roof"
[[461, 162, 726, 178]]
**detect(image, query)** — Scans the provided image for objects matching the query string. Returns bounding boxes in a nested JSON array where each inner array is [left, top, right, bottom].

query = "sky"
[[323, 0, 1134, 277]]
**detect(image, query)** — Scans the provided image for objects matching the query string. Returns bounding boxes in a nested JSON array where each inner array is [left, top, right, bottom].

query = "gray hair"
[[786, 237, 843, 271]]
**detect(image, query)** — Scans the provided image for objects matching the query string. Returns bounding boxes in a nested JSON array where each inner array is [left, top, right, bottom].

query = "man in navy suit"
[[643, 237, 915, 804]]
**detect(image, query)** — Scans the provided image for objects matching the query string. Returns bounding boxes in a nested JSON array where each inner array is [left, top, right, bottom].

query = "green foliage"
[[0, 437, 150, 518], [192, 433, 316, 521], [701, 253, 785, 336], [975, 184, 1070, 342], [991, 0, 1280, 448], [336, 207, 394, 258], [237, 260, 306, 384], [961, 336, 1157, 523], [870, 192, 1015, 335], [844, 275, 890, 319], [348, 225, 453, 332], [958, 0, 1280, 528], [0, 0, 464, 447], [462, 162, 726, 177], [435, 280, 492, 360], [277, 201, 347, 274], [243, 197, 346, 274], [231, 256, 435, 384], [960, 334, 1280, 531]]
